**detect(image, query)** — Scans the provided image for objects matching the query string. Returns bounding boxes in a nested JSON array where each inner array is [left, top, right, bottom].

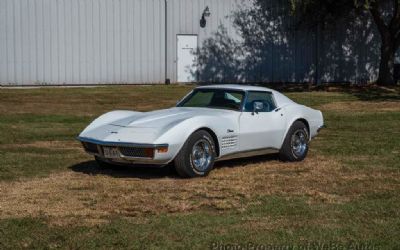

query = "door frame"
[[238, 90, 285, 151]]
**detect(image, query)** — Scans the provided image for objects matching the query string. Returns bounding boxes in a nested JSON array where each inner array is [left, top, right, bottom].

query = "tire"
[[279, 121, 309, 162], [174, 130, 216, 178]]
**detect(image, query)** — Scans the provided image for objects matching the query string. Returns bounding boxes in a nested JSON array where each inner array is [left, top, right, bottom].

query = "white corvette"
[[78, 85, 324, 177]]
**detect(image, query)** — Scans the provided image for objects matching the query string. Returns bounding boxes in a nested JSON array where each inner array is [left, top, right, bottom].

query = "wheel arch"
[[295, 118, 310, 137], [281, 117, 311, 148], [194, 127, 220, 157]]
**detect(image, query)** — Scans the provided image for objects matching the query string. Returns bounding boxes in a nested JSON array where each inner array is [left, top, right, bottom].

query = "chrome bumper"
[[77, 136, 168, 149], [76, 136, 170, 165]]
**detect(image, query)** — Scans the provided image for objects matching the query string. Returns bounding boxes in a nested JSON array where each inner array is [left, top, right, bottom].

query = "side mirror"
[[253, 101, 264, 114]]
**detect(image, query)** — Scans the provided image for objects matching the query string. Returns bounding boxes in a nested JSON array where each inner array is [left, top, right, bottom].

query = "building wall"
[[195, 0, 381, 84], [0, 0, 167, 85], [0, 0, 381, 85], [0, 0, 243, 85], [166, 0, 245, 82]]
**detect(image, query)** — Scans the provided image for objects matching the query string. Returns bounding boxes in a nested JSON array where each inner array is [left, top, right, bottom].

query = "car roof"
[[195, 84, 276, 92], [195, 84, 295, 106]]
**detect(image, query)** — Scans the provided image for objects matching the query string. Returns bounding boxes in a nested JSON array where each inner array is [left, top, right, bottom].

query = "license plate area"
[[103, 147, 120, 159]]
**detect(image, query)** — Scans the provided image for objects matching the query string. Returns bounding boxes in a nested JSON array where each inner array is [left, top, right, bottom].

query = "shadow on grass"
[[214, 153, 279, 169], [229, 83, 400, 101], [343, 87, 400, 101], [69, 154, 280, 179], [69, 161, 179, 179]]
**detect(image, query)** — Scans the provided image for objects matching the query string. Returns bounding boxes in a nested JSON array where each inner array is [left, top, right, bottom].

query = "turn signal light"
[[156, 147, 169, 153], [144, 148, 155, 158]]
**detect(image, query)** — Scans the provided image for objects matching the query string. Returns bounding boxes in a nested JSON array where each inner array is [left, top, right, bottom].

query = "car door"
[[239, 91, 287, 151]]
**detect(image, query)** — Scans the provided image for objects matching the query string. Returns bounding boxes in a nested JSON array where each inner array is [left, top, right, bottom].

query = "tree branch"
[[370, 2, 389, 37], [392, 0, 399, 22], [394, 31, 400, 49], [390, 0, 400, 33]]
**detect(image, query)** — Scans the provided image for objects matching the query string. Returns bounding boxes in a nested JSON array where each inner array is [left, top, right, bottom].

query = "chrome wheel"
[[190, 139, 212, 172], [291, 129, 308, 158]]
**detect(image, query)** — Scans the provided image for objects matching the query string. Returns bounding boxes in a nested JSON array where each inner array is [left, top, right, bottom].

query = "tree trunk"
[[377, 34, 396, 85]]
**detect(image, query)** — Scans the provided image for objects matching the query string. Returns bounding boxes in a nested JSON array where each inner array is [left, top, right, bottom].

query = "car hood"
[[110, 107, 232, 128], [80, 107, 236, 144]]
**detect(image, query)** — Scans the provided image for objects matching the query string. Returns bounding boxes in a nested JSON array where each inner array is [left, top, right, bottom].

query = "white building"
[[0, 0, 381, 86]]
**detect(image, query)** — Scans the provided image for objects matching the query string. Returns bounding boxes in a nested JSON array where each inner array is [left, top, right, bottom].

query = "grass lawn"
[[0, 85, 399, 249]]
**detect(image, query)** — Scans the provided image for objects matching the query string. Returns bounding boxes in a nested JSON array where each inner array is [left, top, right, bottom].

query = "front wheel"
[[279, 121, 309, 162], [174, 130, 216, 178]]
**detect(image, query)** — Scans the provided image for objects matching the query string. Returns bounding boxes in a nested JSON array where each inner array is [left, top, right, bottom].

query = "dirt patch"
[[320, 101, 400, 112], [0, 86, 191, 116], [0, 141, 81, 150], [0, 155, 398, 226]]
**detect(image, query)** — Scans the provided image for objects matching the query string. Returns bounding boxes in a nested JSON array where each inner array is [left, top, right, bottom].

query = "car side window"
[[244, 91, 277, 112]]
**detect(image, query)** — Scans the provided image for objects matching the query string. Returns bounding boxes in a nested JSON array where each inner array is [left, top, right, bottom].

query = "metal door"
[[177, 35, 198, 82]]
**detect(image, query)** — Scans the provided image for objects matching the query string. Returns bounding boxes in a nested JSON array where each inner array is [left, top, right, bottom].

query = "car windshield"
[[177, 89, 245, 111]]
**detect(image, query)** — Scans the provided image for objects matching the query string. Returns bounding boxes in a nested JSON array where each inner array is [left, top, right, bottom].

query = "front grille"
[[119, 147, 154, 158], [82, 142, 99, 154]]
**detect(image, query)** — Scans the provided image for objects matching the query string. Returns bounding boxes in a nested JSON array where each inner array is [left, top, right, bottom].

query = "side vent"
[[221, 136, 238, 150]]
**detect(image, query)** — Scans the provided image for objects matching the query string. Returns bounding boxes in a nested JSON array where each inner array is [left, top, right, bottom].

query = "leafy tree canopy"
[[290, 0, 400, 85]]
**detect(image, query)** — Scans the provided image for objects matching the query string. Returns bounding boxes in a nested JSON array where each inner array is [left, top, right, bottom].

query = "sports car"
[[77, 85, 324, 177]]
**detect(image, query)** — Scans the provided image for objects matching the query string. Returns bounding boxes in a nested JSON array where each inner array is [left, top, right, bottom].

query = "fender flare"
[[171, 126, 221, 161], [280, 117, 310, 147]]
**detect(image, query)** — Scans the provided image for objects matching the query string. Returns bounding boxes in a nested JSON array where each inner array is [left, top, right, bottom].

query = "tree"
[[291, 0, 400, 85]]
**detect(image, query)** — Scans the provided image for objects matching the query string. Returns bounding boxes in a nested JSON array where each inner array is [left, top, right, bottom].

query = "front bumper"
[[77, 136, 171, 165], [317, 125, 326, 133]]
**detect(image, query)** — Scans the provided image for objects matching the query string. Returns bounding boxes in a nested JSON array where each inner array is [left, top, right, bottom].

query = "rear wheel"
[[174, 130, 216, 178], [279, 121, 309, 162]]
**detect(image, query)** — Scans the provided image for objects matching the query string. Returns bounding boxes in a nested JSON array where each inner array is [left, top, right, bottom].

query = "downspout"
[[315, 2, 321, 85], [315, 23, 320, 85], [164, 0, 170, 84]]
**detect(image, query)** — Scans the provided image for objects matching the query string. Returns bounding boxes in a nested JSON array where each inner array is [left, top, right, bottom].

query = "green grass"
[[316, 111, 400, 169], [1, 196, 398, 249], [0, 85, 399, 249], [0, 85, 192, 180]]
